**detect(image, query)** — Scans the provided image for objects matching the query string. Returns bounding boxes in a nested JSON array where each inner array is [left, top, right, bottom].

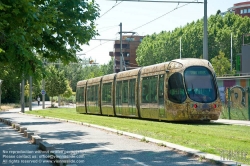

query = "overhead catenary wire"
[[84, 24, 121, 54], [83, 40, 113, 54], [96, 1, 123, 21], [98, 25, 119, 33], [109, 0, 201, 3], [83, 0, 198, 54], [130, 0, 198, 32]]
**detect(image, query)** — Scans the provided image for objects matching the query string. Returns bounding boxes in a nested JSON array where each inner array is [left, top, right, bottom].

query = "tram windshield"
[[184, 66, 217, 103]]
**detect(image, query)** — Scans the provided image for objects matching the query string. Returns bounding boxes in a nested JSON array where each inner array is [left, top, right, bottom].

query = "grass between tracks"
[[25, 108, 250, 165]]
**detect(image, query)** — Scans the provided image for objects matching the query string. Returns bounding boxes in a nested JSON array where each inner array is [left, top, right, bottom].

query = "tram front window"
[[184, 66, 217, 103]]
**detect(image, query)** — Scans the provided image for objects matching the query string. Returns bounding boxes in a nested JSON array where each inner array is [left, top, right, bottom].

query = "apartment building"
[[109, 35, 144, 73], [228, 1, 250, 17]]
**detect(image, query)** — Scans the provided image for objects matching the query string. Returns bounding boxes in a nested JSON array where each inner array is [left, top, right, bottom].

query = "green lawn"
[[26, 108, 250, 165]]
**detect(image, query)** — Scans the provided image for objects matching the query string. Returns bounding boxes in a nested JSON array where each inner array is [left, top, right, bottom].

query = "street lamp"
[[0, 79, 3, 110]]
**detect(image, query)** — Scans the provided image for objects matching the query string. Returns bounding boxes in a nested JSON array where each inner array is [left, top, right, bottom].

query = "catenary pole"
[[203, 0, 208, 60], [120, 23, 123, 72]]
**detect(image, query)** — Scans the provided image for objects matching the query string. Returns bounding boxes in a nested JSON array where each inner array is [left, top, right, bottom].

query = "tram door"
[[128, 79, 136, 115], [86, 85, 100, 114], [115, 81, 122, 115], [121, 80, 129, 115], [140, 75, 159, 119], [158, 74, 165, 118], [115, 80, 136, 116], [140, 74, 165, 119], [76, 86, 86, 113]]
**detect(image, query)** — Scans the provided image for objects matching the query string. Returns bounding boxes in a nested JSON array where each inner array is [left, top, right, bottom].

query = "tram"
[[76, 58, 222, 121]]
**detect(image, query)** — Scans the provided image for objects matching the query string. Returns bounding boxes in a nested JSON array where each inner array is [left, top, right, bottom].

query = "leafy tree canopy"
[[63, 80, 73, 98], [136, 12, 250, 70], [211, 51, 235, 77], [62, 58, 114, 91], [0, 0, 99, 79], [45, 65, 67, 100]]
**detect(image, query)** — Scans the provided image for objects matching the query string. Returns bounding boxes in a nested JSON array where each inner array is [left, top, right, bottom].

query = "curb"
[[0, 116, 72, 166]]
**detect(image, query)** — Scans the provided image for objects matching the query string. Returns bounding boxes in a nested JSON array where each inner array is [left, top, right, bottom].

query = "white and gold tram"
[[76, 58, 222, 121]]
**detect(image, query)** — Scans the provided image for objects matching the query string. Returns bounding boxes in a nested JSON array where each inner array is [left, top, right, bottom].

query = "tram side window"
[[158, 75, 164, 105], [87, 85, 98, 102], [129, 79, 136, 105], [87, 86, 92, 101], [102, 83, 112, 104], [116, 81, 122, 105], [168, 73, 187, 103], [142, 76, 158, 103], [94, 85, 98, 102], [122, 80, 128, 103], [77, 87, 84, 102], [76, 87, 80, 102]]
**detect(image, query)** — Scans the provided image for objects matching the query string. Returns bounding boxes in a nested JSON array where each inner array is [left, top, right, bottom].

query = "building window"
[[244, 9, 247, 13], [125, 37, 134, 41], [124, 60, 130, 67], [122, 44, 129, 48], [240, 9, 243, 14], [248, 8, 250, 13], [123, 52, 129, 57], [114, 44, 120, 48]]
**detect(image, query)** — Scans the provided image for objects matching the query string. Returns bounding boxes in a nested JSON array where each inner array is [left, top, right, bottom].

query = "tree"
[[0, 64, 22, 103], [61, 58, 114, 92], [101, 58, 114, 75], [0, 0, 99, 80], [63, 80, 73, 98], [45, 66, 67, 107], [211, 51, 235, 77], [136, 13, 250, 68]]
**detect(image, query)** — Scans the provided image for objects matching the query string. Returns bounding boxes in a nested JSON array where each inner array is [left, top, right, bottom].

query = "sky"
[[78, 0, 248, 64]]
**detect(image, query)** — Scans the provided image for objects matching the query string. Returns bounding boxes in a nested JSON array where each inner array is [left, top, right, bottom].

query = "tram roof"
[[172, 58, 209, 66], [87, 76, 103, 84], [116, 68, 141, 79], [140, 62, 169, 75], [102, 73, 117, 82]]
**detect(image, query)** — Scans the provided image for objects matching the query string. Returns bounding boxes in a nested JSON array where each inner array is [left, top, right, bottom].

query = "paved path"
[[0, 103, 249, 166], [0, 121, 53, 166], [213, 119, 250, 126]]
